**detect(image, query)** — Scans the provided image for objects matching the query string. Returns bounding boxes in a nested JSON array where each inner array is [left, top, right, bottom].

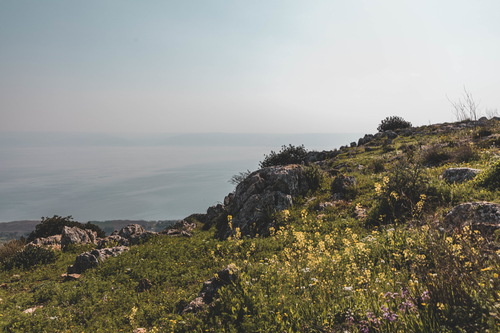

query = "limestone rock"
[[133, 329, 147, 333], [23, 305, 42, 314], [118, 224, 154, 245], [331, 175, 356, 201], [358, 134, 374, 146], [26, 234, 61, 247], [61, 226, 97, 247], [96, 235, 128, 249], [222, 165, 309, 239], [444, 202, 500, 231], [182, 264, 238, 314], [317, 202, 334, 211], [67, 246, 129, 274], [442, 167, 481, 184]]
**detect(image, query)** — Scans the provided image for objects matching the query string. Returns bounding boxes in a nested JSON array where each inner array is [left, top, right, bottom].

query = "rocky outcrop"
[[118, 224, 155, 245], [161, 219, 197, 237], [61, 226, 97, 248], [444, 202, 500, 231], [331, 175, 356, 201], [182, 264, 238, 314], [221, 165, 309, 239], [442, 167, 481, 184], [26, 234, 61, 247], [67, 246, 129, 274], [317, 202, 334, 211], [97, 235, 128, 248]]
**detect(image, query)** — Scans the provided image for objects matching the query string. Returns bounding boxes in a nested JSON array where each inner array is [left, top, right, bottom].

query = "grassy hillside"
[[1, 119, 500, 332]]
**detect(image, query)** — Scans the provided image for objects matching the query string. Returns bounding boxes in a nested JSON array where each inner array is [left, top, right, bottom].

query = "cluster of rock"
[[442, 167, 481, 184], [160, 219, 197, 237], [219, 165, 310, 239], [66, 246, 129, 275]]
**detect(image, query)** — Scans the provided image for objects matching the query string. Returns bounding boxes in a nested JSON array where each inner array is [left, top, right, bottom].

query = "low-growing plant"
[[259, 144, 308, 168], [421, 144, 451, 166], [304, 164, 327, 192], [475, 158, 500, 190], [377, 116, 412, 132], [1, 245, 58, 270]]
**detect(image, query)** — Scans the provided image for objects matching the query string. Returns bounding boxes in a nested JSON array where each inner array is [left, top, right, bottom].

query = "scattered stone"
[[222, 165, 310, 239], [61, 273, 81, 281], [137, 278, 152, 292], [97, 235, 128, 249], [444, 202, 500, 231], [354, 205, 368, 220], [442, 167, 481, 184], [61, 226, 97, 247], [11, 274, 20, 281], [316, 214, 326, 220], [132, 329, 147, 333], [317, 202, 334, 211], [0, 283, 7, 289], [182, 264, 238, 314], [330, 175, 356, 201], [67, 246, 129, 274], [23, 305, 42, 314]]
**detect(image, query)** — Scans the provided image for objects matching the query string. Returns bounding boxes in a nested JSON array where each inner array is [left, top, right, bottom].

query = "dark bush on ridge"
[[27, 215, 105, 242], [0, 238, 26, 263], [259, 144, 308, 168], [377, 116, 412, 132]]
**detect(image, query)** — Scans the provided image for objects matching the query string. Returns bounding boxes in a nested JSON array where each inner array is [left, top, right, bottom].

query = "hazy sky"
[[1, 0, 499, 134]]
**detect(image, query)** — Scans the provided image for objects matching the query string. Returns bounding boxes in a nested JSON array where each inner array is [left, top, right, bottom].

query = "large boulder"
[[444, 202, 500, 231], [67, 246, 129, 274], [222, 165, 309, 239], [442, 167, 481, 184], [202, 204, 226, 231], [182, 264, 238, 314], [61, 226, 97, 248]]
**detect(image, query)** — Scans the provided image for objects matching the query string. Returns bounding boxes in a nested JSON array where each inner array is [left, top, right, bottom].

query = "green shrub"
[[259, 144, 307, 168], [377, 116, 412, 132], [475, 159, 500, 190], [2, 245, 58, 270], [421, 144, 451, 166], [27, 215, 105, 242], [368, 152, 429, 225], [304, 164, 327, 192]]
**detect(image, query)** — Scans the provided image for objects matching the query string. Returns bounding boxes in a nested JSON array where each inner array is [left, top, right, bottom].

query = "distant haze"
[[1, 1, 499, 134]]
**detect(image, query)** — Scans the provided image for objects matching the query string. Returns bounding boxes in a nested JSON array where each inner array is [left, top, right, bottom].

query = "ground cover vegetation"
[[2, 117, 500, 332]]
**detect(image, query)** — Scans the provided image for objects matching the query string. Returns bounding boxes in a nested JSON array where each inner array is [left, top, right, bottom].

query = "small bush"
[[27, 215, 105, 242], [368, 151, 429, 225], [366, 158, 385, 174], [0, 238, 26, 263], [2, 245, 58, 270], [304, 164, 327, 192], [451, 144, 480, 163], [259, 144, 307, 168], [377, 116, 412, 132], [228, 170, 252, 186], [475, 159, 500, 190], [421, 144, 451, 166]]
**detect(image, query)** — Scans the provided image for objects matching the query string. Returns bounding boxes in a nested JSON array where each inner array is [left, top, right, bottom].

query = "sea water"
[[0, 133, 363, 222]]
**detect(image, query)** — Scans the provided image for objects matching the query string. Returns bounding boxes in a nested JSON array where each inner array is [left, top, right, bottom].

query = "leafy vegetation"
[[377, 116, 412, 132], [259, 144, 308, 168], [2, 119, 500, 332]]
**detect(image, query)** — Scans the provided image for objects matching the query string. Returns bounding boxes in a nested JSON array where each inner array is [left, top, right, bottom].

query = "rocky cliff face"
[[218, 164, 309, 239]]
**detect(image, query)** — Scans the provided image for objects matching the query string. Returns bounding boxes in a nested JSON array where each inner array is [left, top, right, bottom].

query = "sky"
[[1, 0, 499, 134]]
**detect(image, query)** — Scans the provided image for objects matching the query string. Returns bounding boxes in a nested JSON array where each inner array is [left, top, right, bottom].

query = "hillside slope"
[[1, 118, 500, 332]]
